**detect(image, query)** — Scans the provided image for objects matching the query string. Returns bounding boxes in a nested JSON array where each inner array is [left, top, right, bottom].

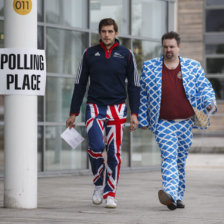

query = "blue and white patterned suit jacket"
[[138, 56, 217, 133]]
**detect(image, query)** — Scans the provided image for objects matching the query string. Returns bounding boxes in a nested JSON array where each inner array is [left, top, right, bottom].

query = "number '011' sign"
[[13, 0, 32, 15]]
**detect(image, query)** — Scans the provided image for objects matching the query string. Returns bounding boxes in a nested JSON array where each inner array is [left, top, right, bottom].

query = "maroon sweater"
[[159, 63, 195, 120]]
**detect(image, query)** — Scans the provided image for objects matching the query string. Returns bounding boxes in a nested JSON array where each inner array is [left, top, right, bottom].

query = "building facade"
[[0, 0, 176, 176], [1, 0, 223, 176], [177, 0, 224, 136]]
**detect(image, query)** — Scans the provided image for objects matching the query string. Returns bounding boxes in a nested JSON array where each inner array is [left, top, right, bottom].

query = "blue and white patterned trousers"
[[155, 118, 194, 201]]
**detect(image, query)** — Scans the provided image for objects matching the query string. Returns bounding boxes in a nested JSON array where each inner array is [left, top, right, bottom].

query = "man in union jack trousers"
[[138, 31, 217, 210], [66, 18, 140, 208]]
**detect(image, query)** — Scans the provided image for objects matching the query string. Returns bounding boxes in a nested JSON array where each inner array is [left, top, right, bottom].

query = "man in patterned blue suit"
[[138, 31, 217, 210]]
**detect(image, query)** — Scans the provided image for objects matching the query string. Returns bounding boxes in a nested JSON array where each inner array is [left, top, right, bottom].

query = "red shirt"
[[159, 62, 195, 120]]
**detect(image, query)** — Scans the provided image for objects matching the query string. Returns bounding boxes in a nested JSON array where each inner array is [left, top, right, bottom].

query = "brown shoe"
[[158, 190, 177, 210]]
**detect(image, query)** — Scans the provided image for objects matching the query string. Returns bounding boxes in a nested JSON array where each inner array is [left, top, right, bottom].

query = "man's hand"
[[130, 114, 139, 132], [66, 115, 76, 129], [207, 104, 217, 113], [206, 105, 212, 111]]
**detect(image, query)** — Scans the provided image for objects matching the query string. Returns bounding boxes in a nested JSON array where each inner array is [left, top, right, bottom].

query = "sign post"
[[3, 0, 45, 208]]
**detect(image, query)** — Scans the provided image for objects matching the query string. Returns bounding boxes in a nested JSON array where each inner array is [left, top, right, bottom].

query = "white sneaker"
[[92, 186, 103, 205], [105, 196, 117, 208]]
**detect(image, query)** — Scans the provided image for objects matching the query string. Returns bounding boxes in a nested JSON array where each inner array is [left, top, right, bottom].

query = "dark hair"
[[98, 18, 118, 33], [161, 31, 181, 46]]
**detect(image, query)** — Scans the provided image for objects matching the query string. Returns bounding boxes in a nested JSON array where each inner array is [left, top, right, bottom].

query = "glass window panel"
[[119, 37, 131, 49], [132, 0, 167, 38], [206, 58, 224, 73], [133, 40, 161, 73], [38, 96, 44, 122], [90, 0, 128, 35], [0, 0, 4, 17], [46, 77, 87, 123], [0, 125, 3, 175], [132, 129, 160, 167], [46, 76, 87, 123], [206, 44, 224, 54], [121, 127, 130, 168], [209, 78, 224, 100], [205, 33, 224, 45], [206, 0, 224, 6], [38, 26, 44, 49], [46, 0, 87, 28], [46, 28, 88, 75], [46, 77, 71, 123], [38, 126, 43, 172], [38, 0, 43, 22], [45, 126, 88, 171], [206, 9, 224, 32], [91, 32, 100, 46]]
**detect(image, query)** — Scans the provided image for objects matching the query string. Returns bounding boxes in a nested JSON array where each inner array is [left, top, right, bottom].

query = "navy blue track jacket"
[[70, 39, 140, 116]]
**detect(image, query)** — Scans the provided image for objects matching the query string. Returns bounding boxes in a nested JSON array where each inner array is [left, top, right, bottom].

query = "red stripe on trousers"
[[107, 132, 114, 146], [108, 178, 115, 190], [88, 149, 102, 158], [107, 118, 126, 125], [98, 119, 103, 131], [103, 192, 115, 199], [118, 104, 122, 112], [93, 104, 98, 116], [93, 166, 104, 183], [86, 118, 94, 127], [109, 105, 119, 119], [115, 124, 121, 185]]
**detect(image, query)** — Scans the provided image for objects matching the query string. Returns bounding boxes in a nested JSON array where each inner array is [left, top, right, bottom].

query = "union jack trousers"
[[85, 103, 127, 199]]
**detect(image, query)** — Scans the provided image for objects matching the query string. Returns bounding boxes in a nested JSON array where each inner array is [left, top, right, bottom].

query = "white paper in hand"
[[61, 128, 84, 150]]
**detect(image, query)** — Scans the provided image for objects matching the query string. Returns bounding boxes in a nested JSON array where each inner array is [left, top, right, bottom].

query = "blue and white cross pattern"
[[138, 56, 217, 133], [155, 118, 194, 201]]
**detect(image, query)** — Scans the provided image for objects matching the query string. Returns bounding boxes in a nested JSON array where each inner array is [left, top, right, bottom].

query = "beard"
[[165, 52, 174, 59], [102, 39, 115, 49], [104, 41, 112, 47]]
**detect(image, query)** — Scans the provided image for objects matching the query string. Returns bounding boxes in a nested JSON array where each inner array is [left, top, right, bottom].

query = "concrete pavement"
[[0, 154, 224, 224]]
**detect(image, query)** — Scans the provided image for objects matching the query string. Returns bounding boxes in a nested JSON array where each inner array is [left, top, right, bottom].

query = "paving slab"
[[0, 154, 224, 224]]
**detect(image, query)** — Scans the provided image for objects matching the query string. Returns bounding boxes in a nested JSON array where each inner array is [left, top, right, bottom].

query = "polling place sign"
[[0, 48, 46, 95]]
